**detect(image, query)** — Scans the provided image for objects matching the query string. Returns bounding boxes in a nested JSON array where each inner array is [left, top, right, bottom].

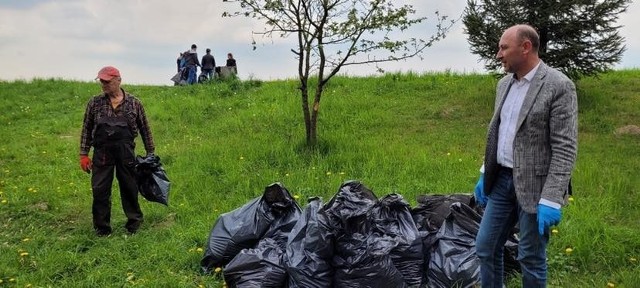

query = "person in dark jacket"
[[225, 52, 236, 67], [201, 48, 216, 80], [80, 66, 156, 236], [184, 44, 201, 84]]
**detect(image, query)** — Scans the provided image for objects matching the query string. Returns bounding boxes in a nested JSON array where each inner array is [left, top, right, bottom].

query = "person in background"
[[473, 24, 578, 287], [226, 52, 236, 67], [201, 48, 216, 80], [177, 52, 184, 72], [184, 44, 201, 84], [80, 66, 156, 236]]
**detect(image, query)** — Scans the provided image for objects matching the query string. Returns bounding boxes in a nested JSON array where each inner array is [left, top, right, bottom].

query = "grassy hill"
[[1, 70, 639, 287]]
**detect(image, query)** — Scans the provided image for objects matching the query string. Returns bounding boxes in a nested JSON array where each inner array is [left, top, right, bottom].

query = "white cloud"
[[0, 0, 637, 85]]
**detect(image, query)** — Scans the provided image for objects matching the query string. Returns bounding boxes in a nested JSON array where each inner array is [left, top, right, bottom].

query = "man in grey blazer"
[[474, 24, 578, 287]]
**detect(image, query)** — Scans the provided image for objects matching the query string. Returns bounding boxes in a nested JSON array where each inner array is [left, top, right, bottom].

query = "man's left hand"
[[537, 203, 562, 235]]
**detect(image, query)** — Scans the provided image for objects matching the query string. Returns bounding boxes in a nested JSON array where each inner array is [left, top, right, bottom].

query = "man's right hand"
[[80, 155, 92, 173], [474, 173, 488, 207]]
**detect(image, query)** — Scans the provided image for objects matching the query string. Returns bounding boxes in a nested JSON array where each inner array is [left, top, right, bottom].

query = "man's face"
[[100, 77, 121, 95], [496, 28, 525, 74]]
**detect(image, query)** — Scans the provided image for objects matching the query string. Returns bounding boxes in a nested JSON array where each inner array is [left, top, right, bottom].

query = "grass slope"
[[0, 71, 639, 287]]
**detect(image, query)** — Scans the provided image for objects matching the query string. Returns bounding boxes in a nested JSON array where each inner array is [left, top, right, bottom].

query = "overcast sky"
[[1, 0, 638, 86]]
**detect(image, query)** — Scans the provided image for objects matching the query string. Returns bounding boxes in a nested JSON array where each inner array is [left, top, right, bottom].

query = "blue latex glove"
[[474, 174, 488, 207], [537, 203, 562, 235]]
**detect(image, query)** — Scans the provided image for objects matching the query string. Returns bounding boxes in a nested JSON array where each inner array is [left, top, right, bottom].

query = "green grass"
[[1, 70, 639, 287]]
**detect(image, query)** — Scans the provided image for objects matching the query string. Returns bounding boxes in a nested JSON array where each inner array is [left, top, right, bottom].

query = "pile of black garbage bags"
[[200, 180, 519, 288]]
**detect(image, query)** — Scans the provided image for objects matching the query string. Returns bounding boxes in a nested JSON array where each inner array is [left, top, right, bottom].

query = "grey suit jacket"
[[483, 61, 578, 213]]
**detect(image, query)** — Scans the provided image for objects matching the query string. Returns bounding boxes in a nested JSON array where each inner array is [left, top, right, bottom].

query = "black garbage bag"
[[223, 238, 287, 288], [322, 180, 378, 232], [412, 194, 475, 232], [260, 183, 302, 248], [413, 194, 520, 284], [135, 154, 170, 206], [200, 182, 300, 273], [325, 181, 407, 288], [412, 193, 475, 281], [285, 197, 335, 288], [503, 234, 520, 278], [371, 194, 424, 287], [333, 233, 406, 288], [427, 202, 481, 288]]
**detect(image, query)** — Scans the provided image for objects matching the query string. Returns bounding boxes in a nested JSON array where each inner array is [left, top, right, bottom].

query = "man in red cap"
[[79, 66, 155, 236]]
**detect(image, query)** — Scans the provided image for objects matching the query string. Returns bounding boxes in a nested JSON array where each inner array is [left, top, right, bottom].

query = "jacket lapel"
[[516, 62, 547, 131], [494, 78, 514, 121]]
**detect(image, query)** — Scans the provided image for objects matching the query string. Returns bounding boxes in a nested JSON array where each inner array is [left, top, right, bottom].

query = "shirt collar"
[[511, 61, 541, 84], [101, 88, 126, 100], [522, 61, 541, 82]]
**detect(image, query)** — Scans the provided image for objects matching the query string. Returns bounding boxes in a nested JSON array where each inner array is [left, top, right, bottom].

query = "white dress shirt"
[[497, 62, 540, 168]]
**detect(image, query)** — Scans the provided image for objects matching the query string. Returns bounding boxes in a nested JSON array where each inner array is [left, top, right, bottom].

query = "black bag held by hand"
[[135, 154, 170, 206]]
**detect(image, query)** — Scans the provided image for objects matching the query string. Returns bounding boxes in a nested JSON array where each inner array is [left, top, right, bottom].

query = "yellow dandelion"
[[196, 248, 203, 252], [188, 248, 195, 252], [446, 152, 451, 156], [214, 267, 222, 273], [551, 229, 559, 235], [285, 173, 290, 177], [0, 279, 3, 283], [629, 257, 637, 263], [607, 282, 615, 288], [1, 199, 7, 204], [28, 188, 34, 192], [565, 247, 573, 255], [293, 195, 300, 200], [42, 151, 47, 154], [20, 252, 29, 257], [199, 285, 205, 288], [568, 196, 574, 202], [240, 156, 244, 160], [9, 278, 15, 282]]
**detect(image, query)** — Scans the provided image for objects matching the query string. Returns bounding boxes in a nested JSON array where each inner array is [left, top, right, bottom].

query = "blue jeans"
[[475, 168, 549, 288], [202, 69, 213, 80], [187, 66, 197, 84]]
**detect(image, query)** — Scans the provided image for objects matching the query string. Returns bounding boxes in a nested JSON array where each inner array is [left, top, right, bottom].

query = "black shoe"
[[125, 220, 143, 234], [95, 228, 112, 237]]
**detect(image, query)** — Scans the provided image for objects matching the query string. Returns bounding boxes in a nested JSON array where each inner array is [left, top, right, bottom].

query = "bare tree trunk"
[[299, 80, 313, 145], [309, 81, 324, 146]]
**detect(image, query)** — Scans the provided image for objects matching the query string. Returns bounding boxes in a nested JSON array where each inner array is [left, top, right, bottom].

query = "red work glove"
[[80, 155, 92, 173]]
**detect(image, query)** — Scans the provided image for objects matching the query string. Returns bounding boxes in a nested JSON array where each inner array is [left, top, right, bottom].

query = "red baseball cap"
[[96, 66, 121, 81]]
